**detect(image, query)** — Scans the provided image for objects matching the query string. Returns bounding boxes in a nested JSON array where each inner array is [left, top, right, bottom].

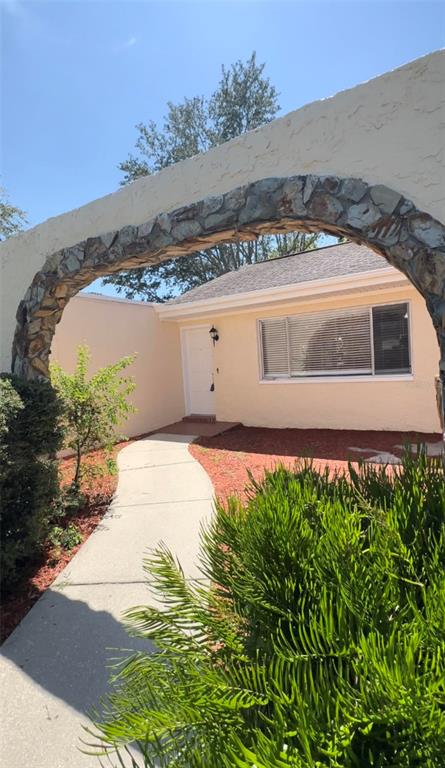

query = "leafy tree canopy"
[[105, 53, 321, 301], [0, 187, 27, 241]]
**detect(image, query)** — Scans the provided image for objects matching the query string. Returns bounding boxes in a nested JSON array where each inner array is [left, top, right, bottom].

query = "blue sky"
[[2, 0, 444, 294]]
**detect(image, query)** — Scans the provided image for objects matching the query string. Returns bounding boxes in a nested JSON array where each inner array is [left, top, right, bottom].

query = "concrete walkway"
[[0, 433, 214, 768]]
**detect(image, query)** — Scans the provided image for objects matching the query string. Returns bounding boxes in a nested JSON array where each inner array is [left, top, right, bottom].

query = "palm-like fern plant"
[[86, 452, 445, 767]]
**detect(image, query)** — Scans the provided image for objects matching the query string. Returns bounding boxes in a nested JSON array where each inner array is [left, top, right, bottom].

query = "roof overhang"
[[156, 267, 409, 321]]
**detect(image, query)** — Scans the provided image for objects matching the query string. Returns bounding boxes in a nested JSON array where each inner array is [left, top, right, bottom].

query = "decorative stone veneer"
[[12, 175, 445, 426]]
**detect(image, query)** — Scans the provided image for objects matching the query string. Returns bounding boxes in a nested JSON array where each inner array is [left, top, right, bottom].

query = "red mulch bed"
[[189, 426, 440, 502], [1, 441, 131, 644]]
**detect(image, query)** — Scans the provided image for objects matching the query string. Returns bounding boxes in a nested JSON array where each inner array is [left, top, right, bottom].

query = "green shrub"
[[0, 377, 23, 463], [0, 374, 63, 588], [48, 523, 82, 551], [87, 453, 445, 767], [50, 345, 136, 488]]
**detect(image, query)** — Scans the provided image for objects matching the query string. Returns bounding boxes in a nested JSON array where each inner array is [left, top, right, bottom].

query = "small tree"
[[50, 345, 136, 488]]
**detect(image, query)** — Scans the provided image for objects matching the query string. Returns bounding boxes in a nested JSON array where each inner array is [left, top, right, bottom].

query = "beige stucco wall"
[[181, 285, 440, 433], [51, 294, 185, 437], [1, 50, 444, 373]]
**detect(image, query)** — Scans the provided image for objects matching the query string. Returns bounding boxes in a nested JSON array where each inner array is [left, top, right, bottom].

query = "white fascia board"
[[77, 292, 157, 307], [156, 268, 408, 321]]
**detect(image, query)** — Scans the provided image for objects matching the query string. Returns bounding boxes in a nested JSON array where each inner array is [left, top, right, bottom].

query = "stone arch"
[[12, 174, 445, 425]]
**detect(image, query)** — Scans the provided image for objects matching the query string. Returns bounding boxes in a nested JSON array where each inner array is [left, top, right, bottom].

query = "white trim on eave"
[[156, 267, 409, 321], [77, 292, 157, 307]]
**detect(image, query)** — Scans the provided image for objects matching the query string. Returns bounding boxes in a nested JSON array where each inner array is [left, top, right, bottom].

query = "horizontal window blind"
[[259, 302, 411, 380], [288, 308, 372, 376], [261, 318, 289, 376]]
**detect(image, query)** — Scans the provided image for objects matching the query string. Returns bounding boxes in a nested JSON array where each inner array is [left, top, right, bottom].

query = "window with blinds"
[[259, 303, 411, 379]]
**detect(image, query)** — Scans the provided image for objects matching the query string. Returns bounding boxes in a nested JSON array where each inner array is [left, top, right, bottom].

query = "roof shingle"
[[169, 242, 391, 305]]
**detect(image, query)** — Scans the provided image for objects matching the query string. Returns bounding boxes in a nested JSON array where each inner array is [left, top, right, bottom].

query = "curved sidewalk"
[[0, 433, 214, 768]]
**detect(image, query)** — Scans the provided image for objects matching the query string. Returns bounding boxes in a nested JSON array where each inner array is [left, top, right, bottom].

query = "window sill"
[[259, 374, 414, 385]]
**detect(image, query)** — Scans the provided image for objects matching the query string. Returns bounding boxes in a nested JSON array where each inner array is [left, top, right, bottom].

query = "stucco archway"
[[12, 175, 445, 425]]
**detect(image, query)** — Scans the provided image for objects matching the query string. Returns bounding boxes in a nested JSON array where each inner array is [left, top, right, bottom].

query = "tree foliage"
[[87, 452, 445, 766], [106, 53, 320, 301], [50, 345, 136, 487], [119, 53, 279, 183], [0, 186, 27, 240]]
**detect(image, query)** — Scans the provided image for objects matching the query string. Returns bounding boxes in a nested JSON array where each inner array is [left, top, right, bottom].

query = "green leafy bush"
[[0, 374, 63, 588], [87, 453, 445, 767], [48, 523, 82, 551], [50, 345, 136, 488]]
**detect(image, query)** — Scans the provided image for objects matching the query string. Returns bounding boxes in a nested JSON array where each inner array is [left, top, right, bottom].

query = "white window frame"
[[257, 300, 413, 384]]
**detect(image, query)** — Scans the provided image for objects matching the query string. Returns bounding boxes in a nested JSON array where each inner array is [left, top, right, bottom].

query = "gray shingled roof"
[[169, 242, 391, 305]]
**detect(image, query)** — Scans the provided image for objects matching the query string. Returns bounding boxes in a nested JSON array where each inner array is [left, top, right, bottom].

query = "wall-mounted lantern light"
[[209, 326, 219, 344]]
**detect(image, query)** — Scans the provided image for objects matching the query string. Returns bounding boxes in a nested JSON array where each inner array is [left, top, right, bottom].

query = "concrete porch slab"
[[157, 419, 241, 437]]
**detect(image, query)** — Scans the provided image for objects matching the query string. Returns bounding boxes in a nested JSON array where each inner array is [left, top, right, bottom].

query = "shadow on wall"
[[1, 586, 153, 717]]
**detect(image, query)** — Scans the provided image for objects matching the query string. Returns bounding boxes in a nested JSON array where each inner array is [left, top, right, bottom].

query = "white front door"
[[182, 326, 215, 415]]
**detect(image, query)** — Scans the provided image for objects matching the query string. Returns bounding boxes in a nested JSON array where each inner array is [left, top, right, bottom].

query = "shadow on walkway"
[[1, 586, 153, 717]]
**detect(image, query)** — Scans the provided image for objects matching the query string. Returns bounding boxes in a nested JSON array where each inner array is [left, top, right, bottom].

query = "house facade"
[[51, 243, 441, 437]]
